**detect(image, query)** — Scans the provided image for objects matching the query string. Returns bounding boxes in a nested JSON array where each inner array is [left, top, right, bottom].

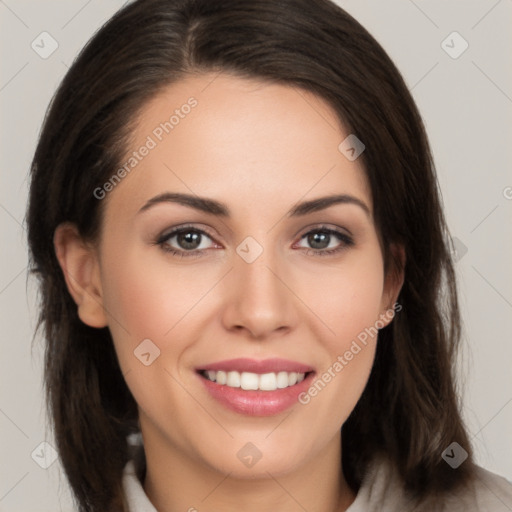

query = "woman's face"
[[91, 72, 402, 477]]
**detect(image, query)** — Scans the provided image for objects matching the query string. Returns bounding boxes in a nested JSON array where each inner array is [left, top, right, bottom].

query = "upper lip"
[[197, 358, 315, 374]]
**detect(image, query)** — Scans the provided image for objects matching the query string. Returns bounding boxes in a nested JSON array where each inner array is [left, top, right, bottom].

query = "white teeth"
[[216, 370, 227, 385], [259, 372, 277, 391], [226, 371, 241, 387], [276, 371, 289, 389], [240, 372, 259, 390], [202, 370, 307, 391]]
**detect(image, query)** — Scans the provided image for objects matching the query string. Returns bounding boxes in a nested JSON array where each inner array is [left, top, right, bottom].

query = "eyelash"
[[154, 224, 355, 259]]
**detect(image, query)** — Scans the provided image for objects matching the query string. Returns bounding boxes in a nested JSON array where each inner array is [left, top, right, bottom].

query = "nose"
[[221, 245, 299, 340]]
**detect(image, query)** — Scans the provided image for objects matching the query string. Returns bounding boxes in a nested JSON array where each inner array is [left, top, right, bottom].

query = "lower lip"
[[197, 372, 315, 416]]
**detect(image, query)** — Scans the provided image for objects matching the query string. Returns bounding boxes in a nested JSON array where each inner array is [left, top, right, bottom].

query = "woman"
[[26, 0, 512, 511]]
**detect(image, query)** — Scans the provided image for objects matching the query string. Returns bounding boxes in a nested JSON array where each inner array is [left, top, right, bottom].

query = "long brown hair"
[[26, 0, 476, 510]]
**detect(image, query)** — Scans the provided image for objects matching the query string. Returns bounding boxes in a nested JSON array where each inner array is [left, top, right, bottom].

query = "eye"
[[155, 225, 217, 258], [295, 226, 354, 257], [154, 224, 354, 259]]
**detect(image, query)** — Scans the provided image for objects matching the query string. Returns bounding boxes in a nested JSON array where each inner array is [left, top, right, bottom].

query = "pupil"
[[308, 232, 329, 249], [178, 231, 201, 250]]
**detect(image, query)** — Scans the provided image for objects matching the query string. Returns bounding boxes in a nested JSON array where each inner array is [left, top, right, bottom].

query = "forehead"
[[104, 72, 372, 219]]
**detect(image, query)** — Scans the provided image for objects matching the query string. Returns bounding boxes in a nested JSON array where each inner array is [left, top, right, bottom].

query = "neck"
[[141, 427, 356, 512]]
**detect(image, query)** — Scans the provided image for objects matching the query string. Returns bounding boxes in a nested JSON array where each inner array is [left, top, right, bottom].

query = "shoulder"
[[347, 453, 512, 512], [444, 464, 512, 511]]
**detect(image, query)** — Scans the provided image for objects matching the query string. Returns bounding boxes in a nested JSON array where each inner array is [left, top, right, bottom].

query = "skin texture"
[[54, 72, 404, 512]]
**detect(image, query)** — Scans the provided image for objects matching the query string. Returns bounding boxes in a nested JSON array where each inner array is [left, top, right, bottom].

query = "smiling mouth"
[[197, 369, 314, 391]]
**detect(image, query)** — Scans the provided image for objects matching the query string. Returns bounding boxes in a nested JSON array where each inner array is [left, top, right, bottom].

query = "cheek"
[[296, 249, 385, 345], [101, 239, 219, 331], [294, 250, 384, 416], [98, 248, 203, 427], [98, 243, 202, 373]]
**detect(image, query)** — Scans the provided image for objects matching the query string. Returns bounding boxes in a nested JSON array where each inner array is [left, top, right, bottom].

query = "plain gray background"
[[1, 1, 511, 510]]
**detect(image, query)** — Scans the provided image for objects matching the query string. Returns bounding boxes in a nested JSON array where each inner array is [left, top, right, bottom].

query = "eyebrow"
[[138, 192, 371, 218]]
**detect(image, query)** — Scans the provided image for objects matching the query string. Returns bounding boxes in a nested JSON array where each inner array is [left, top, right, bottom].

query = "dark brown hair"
[[27, 0, 476, 510]]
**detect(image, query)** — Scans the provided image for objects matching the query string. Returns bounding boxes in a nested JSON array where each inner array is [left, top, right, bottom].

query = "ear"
[[378, 242, 405, 328], [53, 222, 108, 328]]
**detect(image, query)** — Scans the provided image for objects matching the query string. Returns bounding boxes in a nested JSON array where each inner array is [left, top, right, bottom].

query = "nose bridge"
[[222, 234, 296, 337]]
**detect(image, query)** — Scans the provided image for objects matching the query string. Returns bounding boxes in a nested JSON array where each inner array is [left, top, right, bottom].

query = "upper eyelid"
[[157, 223, 215, 241], [297, 224, 353, 237]]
